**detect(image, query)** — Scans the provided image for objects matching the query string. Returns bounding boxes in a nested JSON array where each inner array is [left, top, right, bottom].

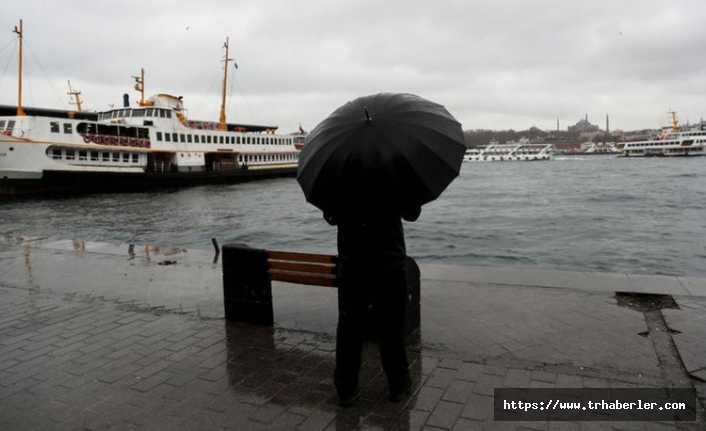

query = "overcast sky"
[[1, 1, 705, 132]]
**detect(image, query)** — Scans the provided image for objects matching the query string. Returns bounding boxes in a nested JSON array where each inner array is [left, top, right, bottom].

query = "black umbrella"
[[297, 93, 465, 216]]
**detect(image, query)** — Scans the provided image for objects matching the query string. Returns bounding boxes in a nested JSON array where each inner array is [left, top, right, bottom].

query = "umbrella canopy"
[[297, 93, 465, 217]]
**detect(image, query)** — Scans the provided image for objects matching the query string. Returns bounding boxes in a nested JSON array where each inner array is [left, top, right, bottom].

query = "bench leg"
[[222, 244, 273, 325]]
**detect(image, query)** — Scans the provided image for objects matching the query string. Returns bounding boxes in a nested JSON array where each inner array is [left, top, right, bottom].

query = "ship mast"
[[218, 37, 233, 131], [12, 19, 25, 117], [133, 68, 146, 106], [668, 111, 679, 132], [67, 80, 83, 112]]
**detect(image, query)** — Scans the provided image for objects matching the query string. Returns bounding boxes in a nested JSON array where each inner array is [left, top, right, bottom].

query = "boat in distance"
[[620, 112, 705, 158], [0, 20, 304, 197], [464, 139, 553, 161]]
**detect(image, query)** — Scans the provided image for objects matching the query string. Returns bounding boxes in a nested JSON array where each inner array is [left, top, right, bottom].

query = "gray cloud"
[[1, 0, 705, 132]]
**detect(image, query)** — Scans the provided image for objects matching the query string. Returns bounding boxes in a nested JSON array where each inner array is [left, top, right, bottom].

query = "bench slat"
[[268, 250, 337, 264], [268, 260, 336, 275], [270, 270, 337, 287]]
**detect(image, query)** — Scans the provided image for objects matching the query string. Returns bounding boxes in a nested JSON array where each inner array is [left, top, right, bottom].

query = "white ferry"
[[464, 139, 552, 161], [621, 112, 705, 157], [0, 21, 301, 196]]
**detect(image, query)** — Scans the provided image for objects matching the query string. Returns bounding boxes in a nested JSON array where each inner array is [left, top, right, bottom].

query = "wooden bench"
[[222, 244, 421, 337]]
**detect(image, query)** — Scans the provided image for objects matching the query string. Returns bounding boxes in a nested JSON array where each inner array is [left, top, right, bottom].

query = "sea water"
[[1, 156, 704, 277]]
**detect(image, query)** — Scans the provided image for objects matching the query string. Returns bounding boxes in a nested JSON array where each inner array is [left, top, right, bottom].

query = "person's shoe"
[[338, 389, 360, 407], [388, 377, 412, 402]]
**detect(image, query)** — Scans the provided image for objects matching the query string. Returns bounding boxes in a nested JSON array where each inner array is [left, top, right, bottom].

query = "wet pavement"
[[1, 240, 705, 430]]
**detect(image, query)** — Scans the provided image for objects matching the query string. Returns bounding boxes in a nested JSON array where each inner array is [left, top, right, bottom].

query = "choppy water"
[[1, 155, 705, 276]]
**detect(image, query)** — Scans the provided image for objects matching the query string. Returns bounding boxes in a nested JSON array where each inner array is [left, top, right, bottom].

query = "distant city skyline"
[[1, 1, 705, 133]]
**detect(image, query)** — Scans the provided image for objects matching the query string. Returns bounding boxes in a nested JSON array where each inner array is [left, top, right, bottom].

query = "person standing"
[[325, 204, 420, 405]]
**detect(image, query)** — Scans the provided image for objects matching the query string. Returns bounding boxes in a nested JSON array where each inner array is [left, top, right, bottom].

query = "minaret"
[[606, 115, 609, 134], [556, 117, 560, 132]]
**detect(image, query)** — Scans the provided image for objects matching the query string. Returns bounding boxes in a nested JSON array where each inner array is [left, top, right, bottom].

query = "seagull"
[[185, 25, 191, 31]]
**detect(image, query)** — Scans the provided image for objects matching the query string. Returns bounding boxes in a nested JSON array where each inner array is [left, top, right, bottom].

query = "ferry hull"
[[0, 166, 296, 197]]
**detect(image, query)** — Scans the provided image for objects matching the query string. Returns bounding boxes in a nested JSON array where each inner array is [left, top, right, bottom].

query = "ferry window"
[[166, 111, 172, 119], [180, 134, 186, 143], [133, 109, 145, 117], [158, 110, 165, 118], [51, 149, 62, 159], [6, 120, 14, 129], [156, 132, 162, 141], [207, 136, 212, 143], [122, 153, 130, 162], [164, 133, 170, 142], [64, 123, 73, 134], [112, 153, 120, 162], [194, 135, 199, 143], [187, 135, 192, 143], [172, 133, 178, 142], [102, 152, 110, 161], [236, 136, 240, 144], [50, 122, 60, 133], [79, 151, 87, 161], [66, 150, 75, 160], [146, 109, 154, 117], [132, 154, 139, 163], [91, 151, 99, 161], [0, 120, 4, 129]]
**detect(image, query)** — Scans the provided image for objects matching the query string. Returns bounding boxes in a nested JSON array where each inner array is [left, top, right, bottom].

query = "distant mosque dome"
[[568, 114, 600, 133]]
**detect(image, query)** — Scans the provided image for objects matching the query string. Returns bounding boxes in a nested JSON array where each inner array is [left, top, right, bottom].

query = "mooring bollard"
[[222, 244, 273, 325]]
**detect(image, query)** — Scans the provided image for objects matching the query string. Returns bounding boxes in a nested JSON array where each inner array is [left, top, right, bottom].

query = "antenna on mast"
[[12, 19, 25, 117], [218, 37, 234, 131], [67, 80, 84, 112]]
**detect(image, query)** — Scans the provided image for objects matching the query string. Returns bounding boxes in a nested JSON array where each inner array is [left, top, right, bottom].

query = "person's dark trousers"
[[334, 258, 410, 398]]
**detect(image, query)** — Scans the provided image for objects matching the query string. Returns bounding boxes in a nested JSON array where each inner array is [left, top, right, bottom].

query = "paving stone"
[[461, 394, 493, 421], [412, 386, 445, 412], [427, 400, 465, 429], [427, 368, 459, 389], [452, 418, 483, 430], [443, 380, 476, 404], [504, 369, 531, 387]]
